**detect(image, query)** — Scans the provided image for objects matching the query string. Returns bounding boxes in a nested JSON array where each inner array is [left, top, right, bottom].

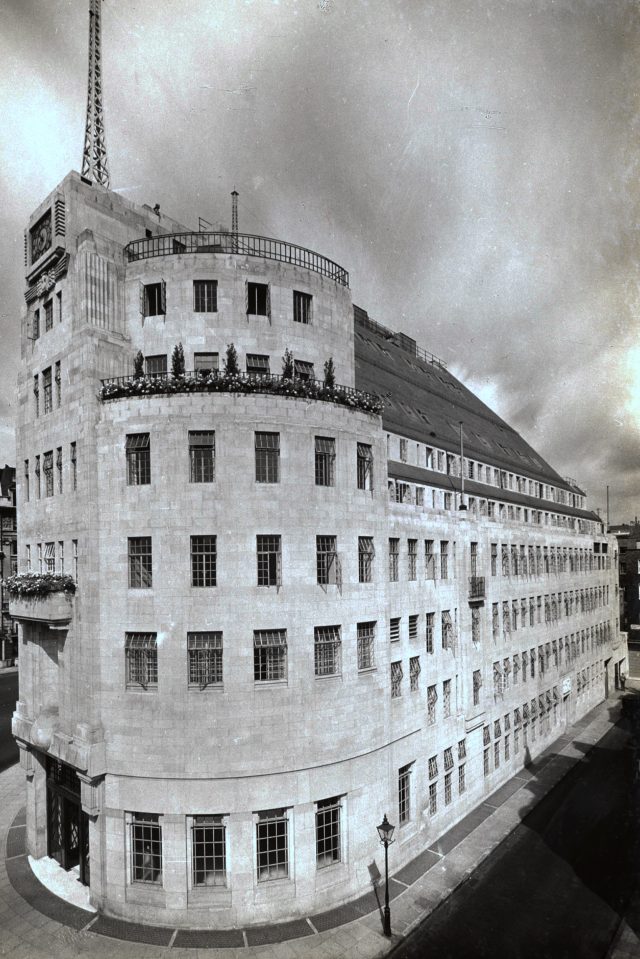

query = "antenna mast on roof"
[[231, 190, 239, 252], [81, 0, 110, 188]]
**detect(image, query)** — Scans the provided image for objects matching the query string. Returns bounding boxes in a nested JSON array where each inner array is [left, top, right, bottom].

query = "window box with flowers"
[[5, 573, 76, 626]]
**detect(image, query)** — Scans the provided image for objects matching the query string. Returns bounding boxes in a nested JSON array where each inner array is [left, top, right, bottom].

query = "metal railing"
[[353, 310, 446, 368], [125, 232, 349, 287], [99, 370, 383, 415]]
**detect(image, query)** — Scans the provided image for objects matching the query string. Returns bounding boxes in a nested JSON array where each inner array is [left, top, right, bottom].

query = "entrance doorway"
[[46, 757, 90, 886], [604, 658, 611, 699]]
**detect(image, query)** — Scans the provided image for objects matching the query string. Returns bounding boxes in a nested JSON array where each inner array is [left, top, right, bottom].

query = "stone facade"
[[13, 171, 626, 927]]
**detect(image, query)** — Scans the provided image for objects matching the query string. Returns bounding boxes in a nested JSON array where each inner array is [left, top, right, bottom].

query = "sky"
[[0, 0, 638, 522]]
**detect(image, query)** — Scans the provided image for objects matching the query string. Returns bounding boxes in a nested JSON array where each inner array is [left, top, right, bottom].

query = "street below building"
[[391, 696, 640, 959], [0, 670, 18, 773]]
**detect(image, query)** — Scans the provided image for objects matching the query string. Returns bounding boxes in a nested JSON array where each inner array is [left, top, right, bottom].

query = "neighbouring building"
[[11, 170, 626, 928], [0, 465, 18, 666], [610, 522, 640, 677]]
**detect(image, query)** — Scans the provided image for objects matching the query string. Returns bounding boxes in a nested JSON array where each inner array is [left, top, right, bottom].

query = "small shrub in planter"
[[3, 573, 77, 598]]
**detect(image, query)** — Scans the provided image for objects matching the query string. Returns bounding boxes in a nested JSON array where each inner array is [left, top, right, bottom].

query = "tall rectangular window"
[[188, 632, 223, 687], [398, 764, 412, 824], [257, 534, 281, 587], [427, 684, 437, 724], [57, 541, 64, 574], [425, 612, 434, 653], [246, 354, 270, 376], [408, 614, 418, 640], [443, 678, 452, 717], [409, 655, 421, 691], [473, 669, 482, 706], [35, 455, 41, 498], [33, 374, 39, 417], [193, 279, 218, 312], [429, 781, 438, 816], [254, 630, 287, 682], [192, 816, 226, 886], [194, 352, 219, 373], [458, 764, 466, 794], [143, 282, 166, 318], [189, 431, 215, 483], [358, 536, 374, 583], [57, 290, 62, 323], [316, 535, 338, 585], [314, 625, 341, 677], [55, 361, 61, 407], [356, 443, 373, 490], [315, 437, 336, 486], [44, 299, 53, 332], [357, 621, 375, 670], [389, 617, 401, 642], [128, 536, 152, 588], [391, 660, 403, 698], [33, 309, 40, 341], [294, 359, 314, 381], [247, 282, 269, 316], [24, 459, 29, 503], [293, 290, 312, 324], [43, 451, 53, 497], [389, 538, 399, 581], [126, 433, 150, 485], [43, 367, 52, 413], [442, 610, 454, 652], [256, 810, 288, 880], [440, 541, 449, 580], [44, 542, 55, 573], [255, 432, 279, 483], [408, 539, 417, 580], [131, 813, 162, 883], [72, 539, 78, 581], [191, 535, 217, 587], [316, 797, 341, 866], [125, 633, 158, 687], [56, 447, 62, 493], [69, 441, 77, 491]]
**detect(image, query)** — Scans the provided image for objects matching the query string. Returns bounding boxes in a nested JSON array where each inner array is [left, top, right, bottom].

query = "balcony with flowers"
[[5, 573, 76, 627]]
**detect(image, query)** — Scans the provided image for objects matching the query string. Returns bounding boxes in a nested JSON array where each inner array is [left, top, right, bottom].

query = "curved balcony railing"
[[99, 371, 384, 415], [125, 232, 349, 287]]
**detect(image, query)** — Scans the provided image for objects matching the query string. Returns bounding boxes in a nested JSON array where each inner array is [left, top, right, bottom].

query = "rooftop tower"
[[80, 0, 110, 188]]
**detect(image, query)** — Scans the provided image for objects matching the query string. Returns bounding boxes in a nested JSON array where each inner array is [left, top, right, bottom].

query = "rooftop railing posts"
[[353, 310, 446, 369], [99, 370, 384, 416], [125, 232, 349, 287]]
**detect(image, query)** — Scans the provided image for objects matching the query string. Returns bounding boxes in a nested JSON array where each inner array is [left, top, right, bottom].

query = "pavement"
[[1, 684, 638, 959]]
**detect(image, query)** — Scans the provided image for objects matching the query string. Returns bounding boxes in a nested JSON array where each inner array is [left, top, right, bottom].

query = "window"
[[357, 443, 373, 490], [255, 534, 281, 587], [429, 781, 438, 816], [247, 282, 269, 316], [44, 542, 55, 573], [398, 764, 412, 824], [458, 738, 467, 761], [358, 536, 374, 583], [35, 455, 40, 498], [56, 447, 62, 493], [425, 612, 434, 653], [294, 359, 314, 381], [408, 614, 418, 640], [315, 437, 335, 486], [126, 433, 150, 485], [471, 606, 481, 645], [70, 442, 77, 491], [391, 661, 403, 698], [443, 678, 452, 718], [314, 625, 341, 677], [191, 535, 217, 587], [409, 656, 421, 691], [440, 541, 449, 580], [444, 772, 452, 806], [425, 540, 436, 580], [256, 810, 288, 880], [255, 432, 280, 483], [484, 748, 490, 777], [192, 354, 219, 376], [408, 539, 417, 580], [316, 535, 338, 585], [72, 539, 78, 581], [43, 451, 53, 497], [389, 617, 401, 642], [33, 309, 40, 341], [24, 459, 29, 503], [44, 299, 53, 332], [43, 368, 52, 413], [389, 538, 399, 581], [427, 684, 437, 724], [129, 536, 152, 588], [188, 632, 223, 687], [357, 621, 375, 670], [57, 290, 62, 323], [293, 290, 312, 324], [193, 279, 217, 312], [254, 630, 287, 682], [26, 544, 31, 572], [399, 438, 408, 462], [145, 354, 167, 375], [473, 669, 482, 706], [189, 431, 215, 482], [316, 797, 340, 866], [55, 361, 61, 407], [458, 764, 466, 794], [131, 813, 162, 883], [192, 816, 225, 886], [33, 373, 39, 417], [494, 742, 500, 769], [125, 633, 158, 687], [142, 281, 166, 317], [246, 354, 270, 376]]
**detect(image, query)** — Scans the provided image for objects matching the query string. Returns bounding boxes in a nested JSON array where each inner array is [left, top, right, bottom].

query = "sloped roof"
[[353, 312, 584, 498]]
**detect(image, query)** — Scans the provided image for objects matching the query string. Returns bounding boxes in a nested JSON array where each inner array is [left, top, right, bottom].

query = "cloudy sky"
[[0, 0, 638, 521]]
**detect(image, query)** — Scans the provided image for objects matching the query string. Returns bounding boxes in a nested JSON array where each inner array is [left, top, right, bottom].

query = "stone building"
[[609, 522, 640, 677], [12, 170, 626, 927], [0, 465, 18, 666]]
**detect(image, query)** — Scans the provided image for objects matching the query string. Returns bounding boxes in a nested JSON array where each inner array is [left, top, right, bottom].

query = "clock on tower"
[[30, 209, 52, 263]]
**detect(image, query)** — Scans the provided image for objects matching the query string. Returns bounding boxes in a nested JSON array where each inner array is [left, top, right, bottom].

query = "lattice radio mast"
[[81, 0, 110, 188]]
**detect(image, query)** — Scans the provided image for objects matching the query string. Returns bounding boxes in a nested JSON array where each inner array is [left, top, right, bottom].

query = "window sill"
[[188, 683, 223, 692], [126, 684, 158, 693], [357, 666, 377, 674], [254, 680, 288, 688], [314, 672, 342, 682]]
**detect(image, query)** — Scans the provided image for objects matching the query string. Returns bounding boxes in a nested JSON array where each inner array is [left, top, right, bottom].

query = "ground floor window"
[[130, 813, 162, 884], [256, 810, 289, 881], [192, 816, 226, 886], [316, 797, 341, 867]]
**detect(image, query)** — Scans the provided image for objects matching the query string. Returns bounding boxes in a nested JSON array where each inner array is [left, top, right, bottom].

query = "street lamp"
[[376, 814, 396, 937]]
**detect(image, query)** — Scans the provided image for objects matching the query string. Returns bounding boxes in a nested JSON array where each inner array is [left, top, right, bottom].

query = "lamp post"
[[376, 814, 395, 937]]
